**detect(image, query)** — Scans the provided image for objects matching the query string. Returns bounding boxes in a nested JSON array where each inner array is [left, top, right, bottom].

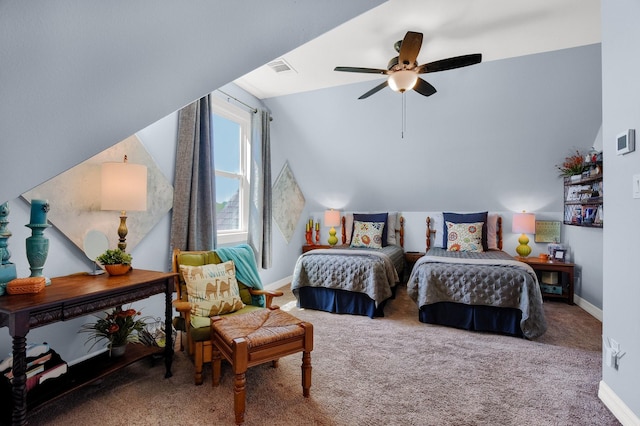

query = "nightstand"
[[302, 244, 344, 253], [404, 251, 425, 282], [518, 257, 575, 304]]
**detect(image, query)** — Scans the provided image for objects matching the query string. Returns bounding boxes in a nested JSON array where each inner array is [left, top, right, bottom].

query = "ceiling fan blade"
[[413, 78, 437, 97], [398, 31, 423, 68], [416, 53, 482, 74], [334, 66, 388, 75], [358, 80, 388, 99]]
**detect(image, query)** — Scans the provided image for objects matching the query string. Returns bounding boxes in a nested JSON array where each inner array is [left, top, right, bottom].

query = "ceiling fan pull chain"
[[401, 92, 406, 139]]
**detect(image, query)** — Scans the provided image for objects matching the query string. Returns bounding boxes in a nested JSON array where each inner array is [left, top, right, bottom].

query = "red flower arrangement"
[[79, 305, 151, 351], [557, 150, 586, 177]]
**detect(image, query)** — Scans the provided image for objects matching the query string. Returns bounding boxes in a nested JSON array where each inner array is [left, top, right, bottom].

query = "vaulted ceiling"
[[235, 0, 600, 99]]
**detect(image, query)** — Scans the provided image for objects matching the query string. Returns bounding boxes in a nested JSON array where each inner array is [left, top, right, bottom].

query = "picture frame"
[[534, 220, 561, 243], [553, 248, 567, 262]]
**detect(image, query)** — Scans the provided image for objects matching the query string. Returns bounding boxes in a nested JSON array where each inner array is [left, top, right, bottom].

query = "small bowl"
[[104, 264, 132, 276], [538, 254, 549, 261]]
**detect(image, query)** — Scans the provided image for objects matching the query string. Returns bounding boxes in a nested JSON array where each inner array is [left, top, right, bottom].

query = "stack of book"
[[1, 343, 67, 392]]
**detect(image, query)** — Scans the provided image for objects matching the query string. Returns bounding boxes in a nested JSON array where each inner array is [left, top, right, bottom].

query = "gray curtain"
[[170, 95, 216, 252], [247, 109, 272, 268]]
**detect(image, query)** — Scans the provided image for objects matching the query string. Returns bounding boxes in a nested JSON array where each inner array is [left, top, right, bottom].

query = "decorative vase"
[[109, 344, 127, 358], [104, 264, 131, 276], [0, 202, 17, 296], [570, 174, 581, 182], [26, 199, 51, 285]]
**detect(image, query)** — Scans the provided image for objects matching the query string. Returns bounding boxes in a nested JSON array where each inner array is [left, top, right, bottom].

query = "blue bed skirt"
[[419, 302, 523, 337], [296, 286, 393, 318]]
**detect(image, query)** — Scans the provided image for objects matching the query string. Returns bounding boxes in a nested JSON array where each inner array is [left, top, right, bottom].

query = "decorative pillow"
[[387, 212, 398, 245], [442, 211, 488, 251], [446, 221, 484, 252], [353, 212, 389, 246], [350, 220, 385, 249], [487, 214, 499, 250], [180, 261, 245, 329]]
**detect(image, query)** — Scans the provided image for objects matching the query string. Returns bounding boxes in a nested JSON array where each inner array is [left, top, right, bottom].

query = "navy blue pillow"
[[353, 213, 389, 247], [442, 212, 488, 251]]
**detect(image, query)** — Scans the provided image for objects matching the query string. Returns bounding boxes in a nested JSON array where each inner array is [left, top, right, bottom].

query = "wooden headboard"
[[425, 216, 502, 251], [340, 215, 405, 248]]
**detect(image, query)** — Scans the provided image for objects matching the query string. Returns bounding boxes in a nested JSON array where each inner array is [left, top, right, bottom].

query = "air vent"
[[267, 58, 297, 74]]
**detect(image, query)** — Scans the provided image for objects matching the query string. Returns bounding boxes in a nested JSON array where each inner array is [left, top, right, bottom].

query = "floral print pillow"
[[350, 220, 385, 249], [446, 221, 484, 252]]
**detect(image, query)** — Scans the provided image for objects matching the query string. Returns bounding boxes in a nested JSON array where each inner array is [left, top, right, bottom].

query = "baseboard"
[[265, 275, 292, 292], [599, 380, 640, 425], [574, 294, 603, 322]]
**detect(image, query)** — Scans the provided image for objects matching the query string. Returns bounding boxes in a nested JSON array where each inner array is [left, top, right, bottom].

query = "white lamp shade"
[[324, 209, 341, 227], [512, 212, 535, 234], [388, 70, 418, 92], [101, 162, 148, 211]]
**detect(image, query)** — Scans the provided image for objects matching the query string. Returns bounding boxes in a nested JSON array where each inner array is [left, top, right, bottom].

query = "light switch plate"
[[634, 174, 640, 199]]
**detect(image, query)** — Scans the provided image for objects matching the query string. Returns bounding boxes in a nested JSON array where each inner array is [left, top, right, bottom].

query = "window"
[[212, 96, 251, 244]]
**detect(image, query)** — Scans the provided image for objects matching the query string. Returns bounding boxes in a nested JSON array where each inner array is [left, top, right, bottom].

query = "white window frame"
[[212, 96, 251, 245]]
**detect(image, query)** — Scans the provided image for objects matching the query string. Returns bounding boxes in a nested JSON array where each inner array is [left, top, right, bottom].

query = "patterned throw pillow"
[[446, 221, 484, 252], [350, 220, 385, 249], [180, 261, 245, 328]]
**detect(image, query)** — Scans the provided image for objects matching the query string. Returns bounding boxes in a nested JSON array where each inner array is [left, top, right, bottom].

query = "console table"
[[0, 269, 176, 425]]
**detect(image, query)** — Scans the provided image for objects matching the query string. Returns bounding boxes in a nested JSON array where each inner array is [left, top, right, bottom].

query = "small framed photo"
[[553, 248, 567, 262]]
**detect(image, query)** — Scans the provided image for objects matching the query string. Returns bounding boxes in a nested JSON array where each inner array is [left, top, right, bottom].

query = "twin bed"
[[291, 211, 547, 339], [291, 212, 404, 318]]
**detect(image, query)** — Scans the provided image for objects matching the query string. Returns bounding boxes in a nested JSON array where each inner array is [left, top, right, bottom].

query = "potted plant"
[[96, 248, 133, 276], [557, 150, 586, 180], [79, 305, 151, 357]]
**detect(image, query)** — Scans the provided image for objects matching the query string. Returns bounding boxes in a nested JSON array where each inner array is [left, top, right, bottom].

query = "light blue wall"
[[0, 45, 605, 371], [263, 44, 604, 305], [601, 0, 640, 420]]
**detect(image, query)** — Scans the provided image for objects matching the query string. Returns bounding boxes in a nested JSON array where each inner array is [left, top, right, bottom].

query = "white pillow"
[[487, 214, 499, 250]]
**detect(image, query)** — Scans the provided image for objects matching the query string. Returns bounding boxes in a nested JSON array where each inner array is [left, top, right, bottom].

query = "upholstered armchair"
[[172, 248, 283, 385]]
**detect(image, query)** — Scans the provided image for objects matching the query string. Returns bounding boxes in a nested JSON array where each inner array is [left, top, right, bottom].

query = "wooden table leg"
[[302, 351, 312, 398], [11, 334, 28, 426], [301, 322, 313, 398], [233, 338, 248, 425], [212, 345, 221, 387]]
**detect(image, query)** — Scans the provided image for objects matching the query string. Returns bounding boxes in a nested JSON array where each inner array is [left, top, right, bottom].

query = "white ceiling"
[[234, 0, 601, 100]]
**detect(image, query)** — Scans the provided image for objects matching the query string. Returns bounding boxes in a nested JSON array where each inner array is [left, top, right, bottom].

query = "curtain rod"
[[216, 89, 258, 114]]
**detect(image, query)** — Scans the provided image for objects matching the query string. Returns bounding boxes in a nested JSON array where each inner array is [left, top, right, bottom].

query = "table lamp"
[[101, 155, 147, 251], [324, 209, 341, 246], [512, 211, 535, 258]]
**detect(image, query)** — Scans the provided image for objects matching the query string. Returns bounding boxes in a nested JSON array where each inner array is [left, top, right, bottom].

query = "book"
[[38, 362, 68, 385], [4, 362, 45, 381]]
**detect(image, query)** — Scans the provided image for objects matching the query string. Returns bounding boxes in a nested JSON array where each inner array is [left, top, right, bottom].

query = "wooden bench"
[[210, 308, 313, 425]]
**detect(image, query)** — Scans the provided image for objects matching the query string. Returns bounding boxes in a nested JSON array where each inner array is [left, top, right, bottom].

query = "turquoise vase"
[[26, 200, 51, 285]]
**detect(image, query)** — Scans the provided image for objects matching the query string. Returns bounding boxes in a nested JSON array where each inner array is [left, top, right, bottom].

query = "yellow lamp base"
[[327, 227, 338, 246], [515, 233, 531, 258]]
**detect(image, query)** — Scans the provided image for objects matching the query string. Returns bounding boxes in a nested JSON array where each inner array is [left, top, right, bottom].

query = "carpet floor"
[[27, 284, 620, 425]]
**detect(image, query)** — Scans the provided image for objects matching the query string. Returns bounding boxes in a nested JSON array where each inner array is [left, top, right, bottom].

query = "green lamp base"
[[327, 227, 338, 246], [515, 233, 532, 258]]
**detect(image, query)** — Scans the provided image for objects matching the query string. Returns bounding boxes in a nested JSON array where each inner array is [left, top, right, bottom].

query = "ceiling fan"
[[334, 31, 482, 99]]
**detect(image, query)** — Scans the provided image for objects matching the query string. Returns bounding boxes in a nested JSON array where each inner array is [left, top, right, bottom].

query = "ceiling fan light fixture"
[[388, 70, 418, 92]]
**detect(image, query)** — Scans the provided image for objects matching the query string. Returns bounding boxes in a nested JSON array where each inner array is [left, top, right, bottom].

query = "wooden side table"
[[301, 244, 346, 253], [518, 257, 575, 304], [404, 251, 425, 282]]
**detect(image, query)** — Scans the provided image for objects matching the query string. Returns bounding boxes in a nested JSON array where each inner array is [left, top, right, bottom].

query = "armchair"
[[172, 248, 283, 385]]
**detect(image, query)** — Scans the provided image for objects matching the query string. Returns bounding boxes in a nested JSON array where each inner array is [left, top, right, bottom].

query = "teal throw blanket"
[[216, 244, 265, 307]]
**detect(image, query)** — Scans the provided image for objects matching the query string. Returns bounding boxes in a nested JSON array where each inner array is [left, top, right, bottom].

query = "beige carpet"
[[28, 285, 619, 425]]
